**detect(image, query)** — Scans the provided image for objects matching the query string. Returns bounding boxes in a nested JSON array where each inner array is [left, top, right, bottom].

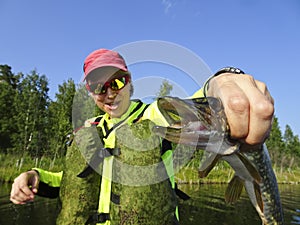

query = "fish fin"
[[254, 181, 264, 213], [225, 175, 244, 204], [236, 152, 262, 183], [198, 152, 221, 178]]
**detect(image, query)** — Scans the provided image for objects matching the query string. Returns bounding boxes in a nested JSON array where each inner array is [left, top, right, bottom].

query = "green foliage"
[[0, 65, 76, 162], [47, 79, 76, 159], [156, 79, 173, 97], [0, 65, 23, 153], [71, 83, 96, 129], [0, 153, 64, 182], [11, 70, 50, 157], [266, 116, 300, 170]]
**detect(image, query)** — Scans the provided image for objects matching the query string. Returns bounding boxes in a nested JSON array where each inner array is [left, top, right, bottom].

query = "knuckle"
[[245, 137, 261, 146], [253, 99, 274, 118], [227, 96, 249, 114]]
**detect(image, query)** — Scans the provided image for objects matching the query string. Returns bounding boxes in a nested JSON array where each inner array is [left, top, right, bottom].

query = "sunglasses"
[[86, 74, 130, 95]]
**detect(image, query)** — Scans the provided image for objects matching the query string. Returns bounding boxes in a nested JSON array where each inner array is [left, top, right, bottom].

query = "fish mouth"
[[153, 121, 218, 147], [152, 96, 239, 155]]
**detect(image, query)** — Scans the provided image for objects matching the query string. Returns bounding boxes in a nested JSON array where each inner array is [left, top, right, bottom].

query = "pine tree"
[[47, 79, 76, 158], [0, 65, 22, 153], [156, 80, 173, 97], [283, 125, 300, 168], [266, 116, 285, 166]]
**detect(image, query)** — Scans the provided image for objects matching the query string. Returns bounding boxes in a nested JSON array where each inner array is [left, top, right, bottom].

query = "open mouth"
[[105, 102, 119, 111]]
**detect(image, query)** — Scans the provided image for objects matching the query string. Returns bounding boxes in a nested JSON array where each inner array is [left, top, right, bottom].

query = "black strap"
[[173, 214, 180, 225], [85, 213, 110, 225], [175, 183, 190, 200], [77, 148, 121, 178], [101, 120, 109, 138], [103, 100, 144, 139], [161, 139, 190, 201], [77, 101, 146, 178], [132, 103, 150, 123], [94, 116, 102, 124], [85, 191, 118, 224], [161, 139, 172, 155], [111, 192, 120, 205], [35, 181, 60, 199]]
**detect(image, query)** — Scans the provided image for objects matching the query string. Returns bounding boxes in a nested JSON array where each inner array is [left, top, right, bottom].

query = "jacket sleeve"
[[143, 87, 205, 126], [32, 168, 63, 198], [142, 101, 170, 126], [190, 87, 205, 98]]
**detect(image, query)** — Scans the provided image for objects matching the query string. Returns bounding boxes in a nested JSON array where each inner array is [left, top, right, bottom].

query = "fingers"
[[243, 79, 274, 144], [10, 170, 39, 204], [207, 73, 274, 145], [30, 173, 39, 194]]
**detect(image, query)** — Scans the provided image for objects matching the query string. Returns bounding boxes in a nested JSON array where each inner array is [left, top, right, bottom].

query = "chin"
[[109, 111, 123, 118]]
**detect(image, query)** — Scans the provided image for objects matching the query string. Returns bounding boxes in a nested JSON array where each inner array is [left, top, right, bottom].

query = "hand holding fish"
[[206, 71, 274, 145], [152, 94, 283, 224]]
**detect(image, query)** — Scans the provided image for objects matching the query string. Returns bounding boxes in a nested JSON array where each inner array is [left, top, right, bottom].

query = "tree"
[[266, 116, 284, 148], [283, 125, 300, 168], [72, 83, 96, 129], [266, 116, 285, 164], [47, 79, 76, 158], [11, 70, 50, 157], [156, 80, 173, 97], [0, 65, 22, 153], [0, 64, 22, 89], [283, 125, 295, 154]]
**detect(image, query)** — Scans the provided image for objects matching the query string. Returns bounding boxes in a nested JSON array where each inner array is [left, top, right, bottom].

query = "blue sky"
[[1, 0, 299, 136]]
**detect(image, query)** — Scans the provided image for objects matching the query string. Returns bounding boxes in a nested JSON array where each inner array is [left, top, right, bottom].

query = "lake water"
[[0, 183, 299, 225]]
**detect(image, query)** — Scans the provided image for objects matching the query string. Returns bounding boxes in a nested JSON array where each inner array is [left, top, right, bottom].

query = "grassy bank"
[[0, 154, 64, 183], [175, 162, 300, 184], [1, 153, 299, 184]]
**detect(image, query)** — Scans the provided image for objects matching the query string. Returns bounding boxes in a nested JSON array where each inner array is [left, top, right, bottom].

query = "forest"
[[0, 64, 299, 183]]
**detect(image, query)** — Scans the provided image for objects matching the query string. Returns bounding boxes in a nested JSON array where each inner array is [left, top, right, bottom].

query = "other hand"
[[10, 170, 39, 204]]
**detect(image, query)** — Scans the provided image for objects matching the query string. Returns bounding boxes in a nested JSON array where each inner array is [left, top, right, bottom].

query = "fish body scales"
[[244, 144, 284, 225]]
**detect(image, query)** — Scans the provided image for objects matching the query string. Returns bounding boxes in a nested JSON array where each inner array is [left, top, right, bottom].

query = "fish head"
[[152, 96, 239, 155]]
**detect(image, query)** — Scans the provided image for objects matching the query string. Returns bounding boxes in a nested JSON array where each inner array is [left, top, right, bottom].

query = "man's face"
[[86, 67, 132, 118]]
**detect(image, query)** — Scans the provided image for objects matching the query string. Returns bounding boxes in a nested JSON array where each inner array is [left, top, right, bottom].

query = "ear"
[[129, 82, 134, 96]]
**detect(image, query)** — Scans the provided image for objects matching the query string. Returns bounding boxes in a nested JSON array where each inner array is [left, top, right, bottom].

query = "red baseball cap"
[[83, 49, 128, 81]]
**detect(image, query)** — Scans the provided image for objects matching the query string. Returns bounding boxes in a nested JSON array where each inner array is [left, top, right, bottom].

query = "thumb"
[[30, 172, 40, 194]]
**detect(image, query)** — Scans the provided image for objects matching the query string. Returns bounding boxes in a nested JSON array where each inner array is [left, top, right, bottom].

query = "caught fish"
[[152, 96, 284, 225], [153, 96, 239, 155]]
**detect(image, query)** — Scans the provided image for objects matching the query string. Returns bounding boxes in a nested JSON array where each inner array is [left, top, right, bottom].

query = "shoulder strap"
[[77, 101, 148, 178], [103, 100, 145, 138]]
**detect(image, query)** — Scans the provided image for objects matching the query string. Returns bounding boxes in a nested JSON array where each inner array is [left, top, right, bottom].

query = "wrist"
[[28, 169, 40, 179], [203, 67, 245, 97]]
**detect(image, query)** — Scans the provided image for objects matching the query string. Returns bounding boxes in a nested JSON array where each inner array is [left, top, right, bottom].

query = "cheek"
[[123, 84, 132, 98], [92, 95, 105, 108]]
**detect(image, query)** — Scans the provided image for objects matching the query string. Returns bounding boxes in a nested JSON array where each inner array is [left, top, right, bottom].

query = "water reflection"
[[0, 183, 57, 225], [0, 183, 299, 225], [178, 184, 261, 225], [178, 184, 300, 225], [292, 209, 300, 225]]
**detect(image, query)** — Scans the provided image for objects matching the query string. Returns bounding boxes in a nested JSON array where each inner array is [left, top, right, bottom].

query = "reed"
[[0, 153, 64, 183]]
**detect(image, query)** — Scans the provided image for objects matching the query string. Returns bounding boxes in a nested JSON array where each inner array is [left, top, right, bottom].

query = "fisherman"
[[10, 48, 274, 224]]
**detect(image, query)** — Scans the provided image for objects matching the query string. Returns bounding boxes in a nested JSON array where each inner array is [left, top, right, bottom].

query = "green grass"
[[175, 161, 300, 184], [0, 153, 64, 183], [1, 153, 299, 184]]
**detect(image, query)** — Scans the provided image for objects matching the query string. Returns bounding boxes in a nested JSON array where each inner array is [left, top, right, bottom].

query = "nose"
[[106, 87, 118, 98]]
